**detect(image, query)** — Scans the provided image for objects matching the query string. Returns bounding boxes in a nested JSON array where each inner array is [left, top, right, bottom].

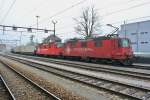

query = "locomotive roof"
[[66, 38, 81, 43], [66, 36, 112, 43], [92, 36, 112, 41]]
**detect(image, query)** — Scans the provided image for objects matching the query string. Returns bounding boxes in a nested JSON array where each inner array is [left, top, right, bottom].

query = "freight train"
[[11, 35, 134, 65]]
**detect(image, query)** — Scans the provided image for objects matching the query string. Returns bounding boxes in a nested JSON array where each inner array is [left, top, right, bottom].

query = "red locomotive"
[[36, 42, 63, 56], [35, 34, 133, 65], [36, 35, 63, 56]]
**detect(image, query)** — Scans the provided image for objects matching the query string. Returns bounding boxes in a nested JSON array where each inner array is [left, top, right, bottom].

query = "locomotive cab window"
[[48, 44, 51, 48], [118, 39, 130, 47], [71, 42, 76, 48], [43, 45, 47, 48], [81, 41, 87, 48], [95, 40, 102, 47], [56, 43, 63, 48]]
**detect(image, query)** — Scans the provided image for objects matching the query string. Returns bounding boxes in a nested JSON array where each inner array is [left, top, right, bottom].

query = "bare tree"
[[74, 6, 101, 39]]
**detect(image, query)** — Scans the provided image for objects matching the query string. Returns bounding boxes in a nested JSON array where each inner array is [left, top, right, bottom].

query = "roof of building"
[[43, 35, 61, 43], [121, 20, 150, 27]]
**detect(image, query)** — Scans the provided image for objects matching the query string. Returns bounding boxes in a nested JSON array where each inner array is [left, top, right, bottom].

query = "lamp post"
[[124, 20, 127, 38], [20, 31, 23, 45], [52, 20, 57, 37], [36, 16, 40, 30]]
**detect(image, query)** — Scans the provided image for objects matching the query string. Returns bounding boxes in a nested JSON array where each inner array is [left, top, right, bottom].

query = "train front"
[[115, 38, 134, 65]]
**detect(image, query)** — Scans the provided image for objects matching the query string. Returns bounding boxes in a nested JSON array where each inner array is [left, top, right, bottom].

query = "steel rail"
[[4, 55, 150, 100], [0, 75, 16, 100], [10, 53, 150, 70], [0, 60, 61, 100], [8, 54, 150, 80], [32, 57, 150, 80]]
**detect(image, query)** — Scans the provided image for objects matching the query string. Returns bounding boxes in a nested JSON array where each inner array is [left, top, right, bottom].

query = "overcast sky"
[[0, 0, 150, 45]]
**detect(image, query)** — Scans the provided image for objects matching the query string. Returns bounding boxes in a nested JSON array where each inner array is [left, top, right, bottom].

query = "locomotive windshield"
[[56, 42, 63, 48], [119, 39, 130, 47]]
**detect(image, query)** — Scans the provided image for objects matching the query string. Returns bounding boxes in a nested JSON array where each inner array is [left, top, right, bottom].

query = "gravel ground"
[[10, 53, 150, 75], [12, 55, 150, 89], [0, 62, 53, 100], [0, 56, 130, 100], [0, 76, 12, 100], [0, 57, 87, 100]]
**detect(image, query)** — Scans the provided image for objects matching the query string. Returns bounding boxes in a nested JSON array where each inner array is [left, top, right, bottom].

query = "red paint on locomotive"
[[36, 42, 63, 56], [62, 36, 133, 65], [35, 36, 133, 65]]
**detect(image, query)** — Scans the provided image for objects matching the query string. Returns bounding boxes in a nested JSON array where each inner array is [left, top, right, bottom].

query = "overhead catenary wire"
[[50, 0, 150, 31], [31, 0, 137, 27], [55, 15, 150, 38], [1, 0, 150, 43], [23, 0, 136, 27], [0, 0, 17, 24], [31, 0, 87, 27], [0, 0, 5, 13], [101, 1, 150, 17], [24, 0, 46, 16], [56, 15, 150, 32], [35, 0, 142, 26], [40, 0, 137, 22], [97, 0, 137, 12], [16, 0, 48, 22], [59, 0, 149, 21]]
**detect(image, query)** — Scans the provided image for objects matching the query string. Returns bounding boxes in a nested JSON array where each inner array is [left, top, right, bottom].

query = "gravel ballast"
[[0, 62, 53, 100], [0, 57, 87, 100], [0, 56, 133, 100], [13, 55, 150, 89]]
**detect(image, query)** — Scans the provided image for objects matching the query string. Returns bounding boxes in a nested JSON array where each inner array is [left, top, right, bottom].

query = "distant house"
[[42, 35, 61, 43], [118, 20, 150, 52]]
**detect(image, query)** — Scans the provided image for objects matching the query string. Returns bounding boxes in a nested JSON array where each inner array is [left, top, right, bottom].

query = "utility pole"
[[36, 16, 40, 30], [20, 31, 23, 45], [136, 22, 139, 52], [52, 20, 57, 37], [124, 20, 126, 38], [3, 26, 5, 35], [0, 39, 2, 44]]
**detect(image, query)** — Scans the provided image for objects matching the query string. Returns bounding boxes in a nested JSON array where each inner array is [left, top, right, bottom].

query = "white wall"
[[118, 20, 150, 52]]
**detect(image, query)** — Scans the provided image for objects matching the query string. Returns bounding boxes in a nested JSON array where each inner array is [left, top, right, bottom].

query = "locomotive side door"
[[111, 39, 119, 59], [65, 43, 71, 56]]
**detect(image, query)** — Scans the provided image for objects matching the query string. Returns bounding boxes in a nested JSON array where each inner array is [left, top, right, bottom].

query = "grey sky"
[[0, 0, 150, 45]]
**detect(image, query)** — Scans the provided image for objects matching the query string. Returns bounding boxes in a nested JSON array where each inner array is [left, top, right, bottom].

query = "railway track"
[[3, 54, 150, 100], [11, 53, 150, 70], [8, 54, 150, 80], [0, 59, 61, 100], [0, 75, 15, 100]]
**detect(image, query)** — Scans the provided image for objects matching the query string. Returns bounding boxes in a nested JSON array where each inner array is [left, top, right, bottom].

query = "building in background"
[[118, 20, 150, 53], [42, 35, 61, 43]]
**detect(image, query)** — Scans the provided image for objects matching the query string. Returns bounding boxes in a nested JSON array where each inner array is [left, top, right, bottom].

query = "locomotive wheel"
[[121, 59, 133, 66]]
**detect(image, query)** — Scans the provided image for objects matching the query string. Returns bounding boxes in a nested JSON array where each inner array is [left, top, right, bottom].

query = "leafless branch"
[[74, 6, 101, 39]]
